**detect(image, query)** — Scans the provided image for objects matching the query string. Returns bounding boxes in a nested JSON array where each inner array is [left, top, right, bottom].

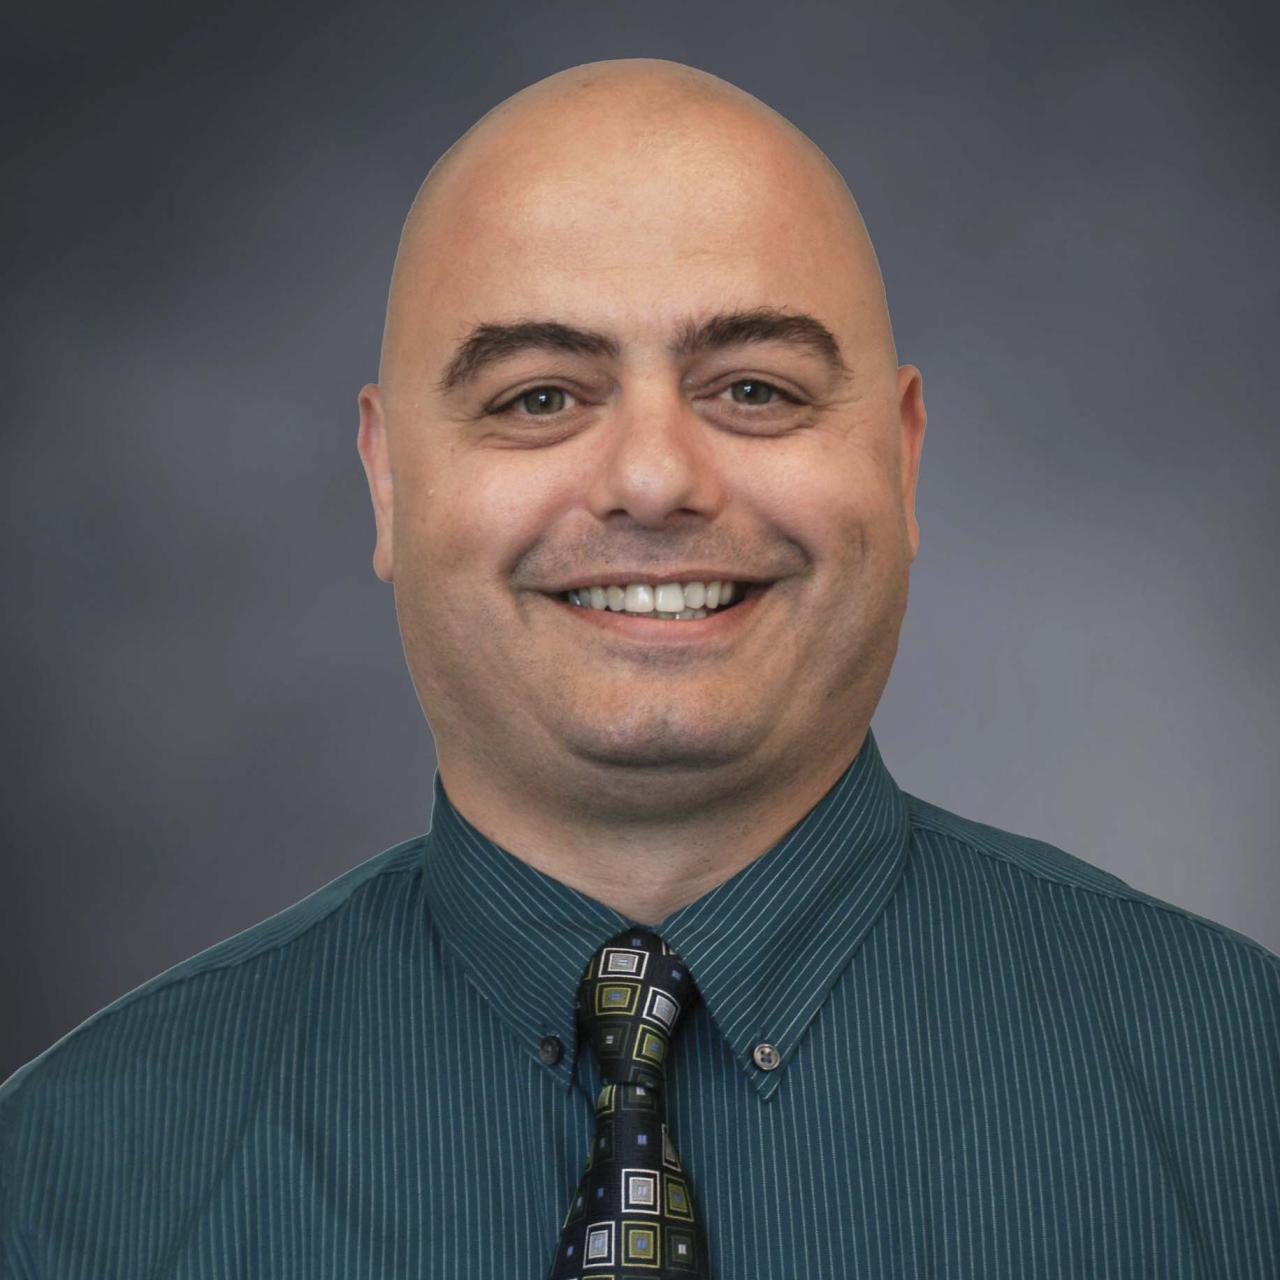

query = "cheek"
[[755, 443, 885, 544], [763, 454, 908, 609], [414, 453, 557, 565]]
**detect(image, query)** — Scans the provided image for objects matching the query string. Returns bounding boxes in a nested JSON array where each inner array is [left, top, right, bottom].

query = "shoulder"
[[0, 832, 426, 1145], [902, 790, 1280, 993], [0, 832, 431, 1260], [0, 833, 427, 1257]]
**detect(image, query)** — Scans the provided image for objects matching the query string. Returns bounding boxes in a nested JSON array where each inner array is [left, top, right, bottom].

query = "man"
[[2, 57, 1276, 1279]]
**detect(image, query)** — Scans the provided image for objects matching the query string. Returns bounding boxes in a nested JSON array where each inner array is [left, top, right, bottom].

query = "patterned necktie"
[[546, 924, 711, 1278]]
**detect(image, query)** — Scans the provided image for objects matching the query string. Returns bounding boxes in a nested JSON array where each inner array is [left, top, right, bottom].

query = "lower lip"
[[546, 585, 771, 644]]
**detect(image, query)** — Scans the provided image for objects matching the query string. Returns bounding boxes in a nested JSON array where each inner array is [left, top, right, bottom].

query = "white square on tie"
[[622, 1168, 660, 1212], [584, 1221, 614, 1262]]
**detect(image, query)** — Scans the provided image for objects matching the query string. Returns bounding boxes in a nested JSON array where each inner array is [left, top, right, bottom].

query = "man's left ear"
[[896, 364, 927, 563]]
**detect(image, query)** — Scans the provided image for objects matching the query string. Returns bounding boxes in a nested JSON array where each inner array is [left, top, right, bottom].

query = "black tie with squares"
[[546, 925, 711, 1279]]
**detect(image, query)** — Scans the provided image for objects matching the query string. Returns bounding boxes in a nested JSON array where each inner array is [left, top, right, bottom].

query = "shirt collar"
[[419, 724, 910, 1101]]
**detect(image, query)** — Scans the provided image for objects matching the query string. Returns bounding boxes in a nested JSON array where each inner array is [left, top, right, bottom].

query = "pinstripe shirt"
[[2, 725, 1277, 1277]]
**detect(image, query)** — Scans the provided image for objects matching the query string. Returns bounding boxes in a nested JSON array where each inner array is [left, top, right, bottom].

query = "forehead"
[[402, 114, 867, 361]]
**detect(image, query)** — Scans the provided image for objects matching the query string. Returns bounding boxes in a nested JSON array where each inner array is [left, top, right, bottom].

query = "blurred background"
[[3, 0, 1276, 1082]]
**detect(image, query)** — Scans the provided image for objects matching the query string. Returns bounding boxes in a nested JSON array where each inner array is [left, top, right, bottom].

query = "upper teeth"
[[566, 580, 741, 613]]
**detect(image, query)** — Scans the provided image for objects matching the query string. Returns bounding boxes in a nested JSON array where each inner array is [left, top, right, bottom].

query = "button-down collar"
[[419, 725, 910, 1101]]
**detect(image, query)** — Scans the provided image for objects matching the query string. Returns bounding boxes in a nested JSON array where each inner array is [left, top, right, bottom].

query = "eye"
[[723, 378, 799, 408], [491, 386, 578, 417], [488, 377, 803, 419]]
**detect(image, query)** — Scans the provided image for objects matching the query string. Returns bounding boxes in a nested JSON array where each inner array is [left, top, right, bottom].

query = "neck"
[[432, 724, 869, 925]]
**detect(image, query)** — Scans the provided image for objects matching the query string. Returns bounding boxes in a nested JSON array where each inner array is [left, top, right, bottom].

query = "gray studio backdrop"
[[4, 1, 1276, 1082]]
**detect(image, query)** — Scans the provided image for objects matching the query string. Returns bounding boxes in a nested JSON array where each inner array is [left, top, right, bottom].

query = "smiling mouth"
[[556, 581, 768, 620]]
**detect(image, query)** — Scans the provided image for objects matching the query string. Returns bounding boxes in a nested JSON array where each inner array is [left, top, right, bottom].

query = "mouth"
[[555, 580, 769, 619], [543, 579, 774, 643]]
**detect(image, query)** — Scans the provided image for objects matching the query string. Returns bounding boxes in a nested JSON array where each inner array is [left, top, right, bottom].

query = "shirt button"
[[539, 1035, 563, 1066], [752, 1042, 780, 1070]]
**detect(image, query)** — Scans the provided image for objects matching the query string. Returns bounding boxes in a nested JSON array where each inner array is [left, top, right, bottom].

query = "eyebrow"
[[434, 306, 854, 398]]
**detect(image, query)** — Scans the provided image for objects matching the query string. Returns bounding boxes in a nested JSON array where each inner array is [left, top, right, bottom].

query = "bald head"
[[355, 56, 928, 848], [379, 58, 896, 396], [408, 60, 850, 237]]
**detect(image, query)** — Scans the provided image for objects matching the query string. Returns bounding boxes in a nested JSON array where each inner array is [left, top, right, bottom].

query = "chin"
[[555, 709, 762, 773]]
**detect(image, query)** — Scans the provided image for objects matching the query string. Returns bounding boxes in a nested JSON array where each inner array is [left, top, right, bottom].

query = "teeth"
[[625, 584, 655, 613], [565, 579, 745, 618]]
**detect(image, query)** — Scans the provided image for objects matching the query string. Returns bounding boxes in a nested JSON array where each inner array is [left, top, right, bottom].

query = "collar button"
[[539, 1034, 564, 1066], [752, 1042, 781, 1070]]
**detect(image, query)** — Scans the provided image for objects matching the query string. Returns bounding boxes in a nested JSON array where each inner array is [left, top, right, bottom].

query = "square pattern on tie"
[[600, 946, 649, 979], [621, 1168, 659, 1213], [621, 1220, 659, 1266], [550, 926, 706, 1278], [584, 1220, 614, 1264]]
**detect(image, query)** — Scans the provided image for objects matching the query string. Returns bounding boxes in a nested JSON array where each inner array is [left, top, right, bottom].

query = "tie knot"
[[575, 925, 700, 1090]]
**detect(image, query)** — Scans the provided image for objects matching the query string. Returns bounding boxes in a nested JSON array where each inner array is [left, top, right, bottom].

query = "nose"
[[582, 377, 727, 528]]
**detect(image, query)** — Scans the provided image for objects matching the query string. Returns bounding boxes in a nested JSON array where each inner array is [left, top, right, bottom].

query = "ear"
[[895, 364, 927, 563], [356, 383, 395, 582]]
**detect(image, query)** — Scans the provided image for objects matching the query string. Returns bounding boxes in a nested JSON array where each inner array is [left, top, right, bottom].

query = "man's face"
[[359, 98, 925, 804]]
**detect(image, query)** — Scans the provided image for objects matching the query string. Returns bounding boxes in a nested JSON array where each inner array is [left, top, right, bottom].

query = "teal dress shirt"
[[2, 726, 1277, 1277]]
